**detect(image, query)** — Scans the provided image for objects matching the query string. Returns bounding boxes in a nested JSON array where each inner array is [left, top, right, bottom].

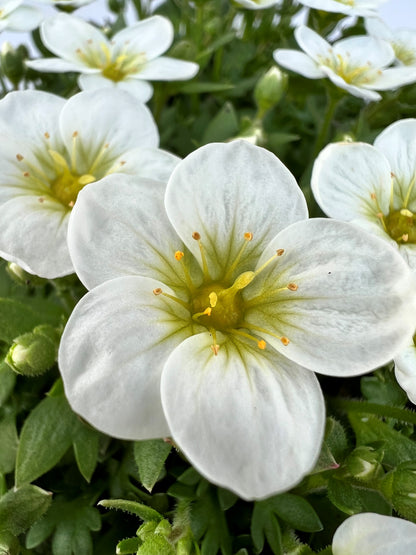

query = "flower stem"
[[312, 91, 339, 159], [330, 397, 416, 425]]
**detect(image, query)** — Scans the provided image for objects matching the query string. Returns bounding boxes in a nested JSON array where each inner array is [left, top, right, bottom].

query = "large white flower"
[[311, 119, 416, 403], [297, 0, 387, 17], [0, 0, 43, 32], [366, 18, 416, 66], [273, 26, 416, 101], [332, 513, 416, 555], [26, 14, 199, 103], [58, 140, 415, 500], [0, 88, 179, 279]]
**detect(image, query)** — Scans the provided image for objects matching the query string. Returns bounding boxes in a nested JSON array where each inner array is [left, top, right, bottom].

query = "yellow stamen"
[[192, 231, 210, 279], [287, 283, 298, 291], [175, 251, 184, 261], [152, 287, 189, 309], [192, 307, 212, 321], [224, 231, 254, 281], [242, 322, 290, 346]]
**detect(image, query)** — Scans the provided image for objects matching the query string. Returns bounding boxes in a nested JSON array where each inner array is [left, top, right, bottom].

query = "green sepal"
[[327, 477, 391, 516], [134, 439, 172, 492], [116, 536, 141, 555], [98, 499, 163, 522]]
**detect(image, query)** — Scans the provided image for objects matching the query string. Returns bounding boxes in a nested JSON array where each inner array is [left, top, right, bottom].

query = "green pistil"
[[385, 208, 416, 243], [192, 282, 245, 331], [50, 169, 95, 208]]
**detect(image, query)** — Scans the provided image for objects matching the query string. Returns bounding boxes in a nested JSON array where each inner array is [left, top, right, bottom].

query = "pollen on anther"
[[276, 249, 285, 256], [211, 344, 220, 356], [204, 307, 212, 316], [175, 251, 184, 261], [72, 131, 79, 138], [153, 288, 163, 295], [287, 283, 298, 291], [257, 340, 266, 350], [370, 193, 376, 200], [44, 132, 50, 139], [16, 154, 23, 161], [38, 197, 45, 203], [192, 231, 201, 241], [244, 232, 253, 241], [23, 171, 30, 177], [402, 234, 409, 242], [280, 337, 290, 346]]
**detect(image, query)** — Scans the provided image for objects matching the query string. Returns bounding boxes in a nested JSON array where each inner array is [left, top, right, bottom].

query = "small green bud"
[[254, 67, 288, 115], [154, 519, 172, 538], [381, 461, 416, 521], [344, 445, 384, 482], [137, 520, 158, 542], [5, 325, 60, 377], [1, 42, 28, 87], [168, 41, 197, 62], [6, 262, 46, 287]]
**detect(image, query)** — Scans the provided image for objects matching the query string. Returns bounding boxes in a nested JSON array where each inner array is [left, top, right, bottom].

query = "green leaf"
[[327, 478, 391, 516], [116, 536, 141, 555], [0, 484, 52, 535], [134, 439, 172, 492], [0, 298, 41, 343], [267, 494, 323, 532], [137, 535, 175, 555], [15, 393, 76, 485], [349, 412, 416, 467], [72, 421, 100, 483], [178, 82, 234, 94], [98, 499, 163, 522], [0, 414, 18, 474], [0, 362, 16, 405], [361, 368, 407, 407], [201, 102, 239, 144], [251, 501, 283, 555], [190, 488, 231, 555], [313, 417, 349, 473]]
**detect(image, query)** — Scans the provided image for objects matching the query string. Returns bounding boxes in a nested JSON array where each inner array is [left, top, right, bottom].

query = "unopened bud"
[[6, 262, 46, 287], [254, 67, 288, 115], [168, 40, 197, 62], [381, 461, 416, 522], [344, 446, 384, 481], [1, 42, 28, 87], [6, 325, 60, 377]]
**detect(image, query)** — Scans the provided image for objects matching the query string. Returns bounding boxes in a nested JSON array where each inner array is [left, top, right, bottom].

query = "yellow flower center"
[[393, 42, 416, 66], [154, 232, 297, 356], [372, 173, 416, 244]]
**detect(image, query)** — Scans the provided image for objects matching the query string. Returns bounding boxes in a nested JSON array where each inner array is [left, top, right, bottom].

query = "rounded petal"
[[113, 16, 173, 60], [320, 67, 382, 101], [234, 0, 278, 8], [0, 195, 72, 278], [245, 218, 416, 377], [365, 17, 393, 41], [295, 25, 333, 64], [40, 14, 107, 65], [165, 140, 308, 280], [59, 276, 193, 440], [311, 142, 392, 222], [59, 89, 159, 175], [78, 73, 154, 102], [5, 6, 43, 31], [374, 119, 416, 213], [368, 67, 416, 90], [107, 146, 180, 182], [0, 90, 65, 146], [161, 333, 325, 500], [68, 176, 192, 291], [135, 57, 199, 81], [395, 343, 416, 404], [26, 57, 91, 73], [332, 513, 416, 555], [333, 36, 395, 69], [298, 0, 386, 17], [273, 49, 325, 78]]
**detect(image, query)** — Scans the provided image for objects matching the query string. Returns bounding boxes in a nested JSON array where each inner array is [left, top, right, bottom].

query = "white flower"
[[26, 14, 199, 103], [273, 25, 416, 101], [232, 0, 280, 10], [297, 0, 387, 17], [311, 119, 416, 403], [0, 88, 179, 279], [366, 18, 416, 66], [58, 140, 415, 500], [0, 0, 43, 32], [332, 513, 416, 555]]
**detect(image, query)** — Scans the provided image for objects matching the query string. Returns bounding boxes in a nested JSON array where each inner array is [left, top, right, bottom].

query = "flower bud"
[[168, 41, 198, 62], [343, 445, 384, 482], [254, 67, 288, 115], [1, 42, 28, 87], [6, 262, 47, 287], [6, 325, 60, 377], [381, 461, 416, 522]]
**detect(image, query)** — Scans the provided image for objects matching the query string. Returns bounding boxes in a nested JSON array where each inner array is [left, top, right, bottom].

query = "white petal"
[[374, 119, 416, 213], [161, 333, 325, 500], [26, 58, 91, 73], [59, 276, 192, 440], [58, 89, 159, 175], [368, 67, 416, 90], [273, 49, 325, 78], [5, 6, 43, 31], [0, 90, 65, 146], [107, 146, 180, 182], [365, 17, 393, 41], [112, 16, 174, 61], [295, 25, 333, 63], [78, 73, 154, 102], [311, 142, 392, 222], [68, 176, 193, 291], [332, 513, 416, 555], [320, 67, 382, 101], [165, 140, 308, 280], [40, 14, 107, 65], [0, 195, 72, 278], [334, 36, 395, 69], [234, 0, 279, 8], [134, 57, 199, 81], [245, 218, 416, 377], [395, 342, 416, 404]]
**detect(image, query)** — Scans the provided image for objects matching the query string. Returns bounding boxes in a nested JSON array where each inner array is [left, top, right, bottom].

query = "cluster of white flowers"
[[2, 2, 416, 550]]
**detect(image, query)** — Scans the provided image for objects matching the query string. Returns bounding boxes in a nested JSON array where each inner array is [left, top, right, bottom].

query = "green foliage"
[[134, 439, 172, 492], [0, 484, 52, 535]]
